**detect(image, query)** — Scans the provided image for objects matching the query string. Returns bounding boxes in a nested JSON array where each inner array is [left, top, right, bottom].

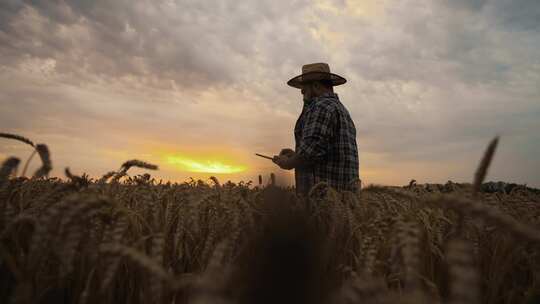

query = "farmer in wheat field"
[[273, 63, 360, 196]]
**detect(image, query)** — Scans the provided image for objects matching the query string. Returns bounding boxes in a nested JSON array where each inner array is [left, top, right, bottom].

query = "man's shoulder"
[[311, 93, 340, 110]]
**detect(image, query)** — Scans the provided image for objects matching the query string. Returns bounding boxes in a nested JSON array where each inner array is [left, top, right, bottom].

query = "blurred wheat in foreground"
[[0, 134, 539, 304]]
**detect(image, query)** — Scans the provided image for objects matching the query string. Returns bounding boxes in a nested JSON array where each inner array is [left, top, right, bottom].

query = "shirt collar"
[[316, 92, 338, 100], [303, 92, 339, 107]]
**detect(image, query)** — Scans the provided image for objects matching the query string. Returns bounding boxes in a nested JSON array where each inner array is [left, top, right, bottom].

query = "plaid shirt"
[[294, 92, 359, 196]]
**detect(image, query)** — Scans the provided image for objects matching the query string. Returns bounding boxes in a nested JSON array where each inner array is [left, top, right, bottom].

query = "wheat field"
[[0, 133, 539, 304]]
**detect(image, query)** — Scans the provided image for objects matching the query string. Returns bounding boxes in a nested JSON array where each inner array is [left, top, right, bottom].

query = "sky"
[[0, 0, 539, 187]]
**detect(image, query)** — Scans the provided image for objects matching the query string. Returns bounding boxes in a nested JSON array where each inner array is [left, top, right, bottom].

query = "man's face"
[[301, 82, 317, 103]]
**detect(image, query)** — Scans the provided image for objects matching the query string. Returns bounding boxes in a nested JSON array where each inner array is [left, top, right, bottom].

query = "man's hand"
[[279, 148, 295, 157], [272, 148, 296, 170], [272, 155, 292, 170]]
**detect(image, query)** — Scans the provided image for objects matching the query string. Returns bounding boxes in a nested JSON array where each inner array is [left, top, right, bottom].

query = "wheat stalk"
[[0, 133, 35, 147], [149, 233, 165, 303], [395, 217, 422, 294], [0, 214, 37, 240], [100, 214, 129, 291], [57, 196, 111, 275], [0, 144, 538, 304], [446, 238, 480, 304]]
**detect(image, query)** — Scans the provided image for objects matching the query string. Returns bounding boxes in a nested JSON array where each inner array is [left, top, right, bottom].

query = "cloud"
[[0, 0, 538, 187], [443, 0, 540, 31], [487, 0, 540, 31], [0, 0, 324, 92]]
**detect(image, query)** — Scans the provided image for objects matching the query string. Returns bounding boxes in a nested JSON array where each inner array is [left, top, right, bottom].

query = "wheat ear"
[[120, 159, 158, 172], [0, 157, 20, 185], [209, 176, 221, 189], [473, 136, 499, 194], [32, 144, 52, 178], [100, 244, 174, 285], [58, 196, 111, 275], [98, 171, 116, 184], [425, 195, 540, 243]]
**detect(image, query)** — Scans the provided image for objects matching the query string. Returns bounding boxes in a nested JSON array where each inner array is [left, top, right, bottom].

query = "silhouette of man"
[[273, 63, 360, 196]]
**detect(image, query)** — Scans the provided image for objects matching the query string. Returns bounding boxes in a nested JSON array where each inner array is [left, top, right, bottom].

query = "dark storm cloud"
[[491, 0, 540, 31], [333, 0, 539, 185], [349, 0, 539, 87], [449, 0, 540, 31], [0, 0, 320, 90], [444, 0, 489, 11], [0, 1, 23, 29]]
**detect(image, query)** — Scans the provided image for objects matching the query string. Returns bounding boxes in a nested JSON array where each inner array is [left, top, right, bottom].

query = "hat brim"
[[287, 71, 347, 89]]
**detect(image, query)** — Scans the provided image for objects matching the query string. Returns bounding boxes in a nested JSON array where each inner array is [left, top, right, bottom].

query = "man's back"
[[294, 92, 359, 196]]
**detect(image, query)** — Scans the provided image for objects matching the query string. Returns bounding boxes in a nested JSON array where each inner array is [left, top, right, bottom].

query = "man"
[[273, 63, 360, 196]]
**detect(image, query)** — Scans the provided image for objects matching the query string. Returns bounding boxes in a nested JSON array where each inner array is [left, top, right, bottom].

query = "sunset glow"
[[0, 1, 538, 187], [166, 155, 247, 174]]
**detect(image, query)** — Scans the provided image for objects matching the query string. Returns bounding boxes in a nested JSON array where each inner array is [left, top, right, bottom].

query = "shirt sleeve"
[[297, 103, 335, 162]]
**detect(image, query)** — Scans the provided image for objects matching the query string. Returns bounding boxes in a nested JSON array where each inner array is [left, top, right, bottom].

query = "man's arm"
[[296, 102, 335, 163], [273, 152, 311, 170], [273, 103, 335, 170]]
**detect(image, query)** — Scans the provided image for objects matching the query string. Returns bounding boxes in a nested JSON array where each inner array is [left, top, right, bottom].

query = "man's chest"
[[294, 109, 307, 144]]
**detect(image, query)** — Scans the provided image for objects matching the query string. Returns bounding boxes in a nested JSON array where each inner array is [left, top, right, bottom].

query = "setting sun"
[[166, 155, 247, 174]]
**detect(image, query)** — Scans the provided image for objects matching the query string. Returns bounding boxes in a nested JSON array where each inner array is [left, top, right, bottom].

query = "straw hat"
[[287, 62, 347, 89]]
